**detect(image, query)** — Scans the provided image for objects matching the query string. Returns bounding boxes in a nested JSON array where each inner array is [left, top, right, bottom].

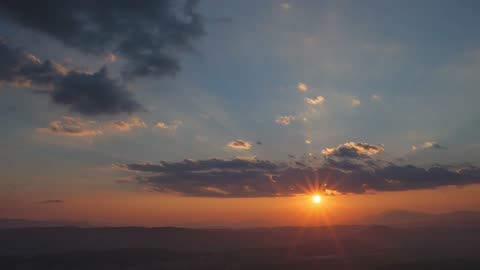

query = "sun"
[[312, 194, 322, 204]]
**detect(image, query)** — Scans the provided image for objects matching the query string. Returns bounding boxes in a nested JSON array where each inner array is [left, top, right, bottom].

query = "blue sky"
[[1, 0, 480, 225]]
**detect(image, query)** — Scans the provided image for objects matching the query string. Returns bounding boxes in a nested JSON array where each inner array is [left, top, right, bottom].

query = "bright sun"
[[312, 195, 322, 204]]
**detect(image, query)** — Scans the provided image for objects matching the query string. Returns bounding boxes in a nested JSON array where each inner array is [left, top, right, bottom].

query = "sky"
[[1, 0, 480, 227]]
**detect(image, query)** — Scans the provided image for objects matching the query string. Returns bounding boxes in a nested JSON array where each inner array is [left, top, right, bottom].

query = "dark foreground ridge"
[[2, 224, 480, 270]]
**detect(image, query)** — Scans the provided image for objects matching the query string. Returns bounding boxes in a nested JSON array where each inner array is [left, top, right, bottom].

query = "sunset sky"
[[1, 0, 480, 227]]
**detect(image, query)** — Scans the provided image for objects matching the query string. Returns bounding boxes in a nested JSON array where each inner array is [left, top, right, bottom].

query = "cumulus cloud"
[[115, 155, 480, 198], [36, 116, 146, 137], [227, 139, 252, 150], [0, 39, 142, 115], [321, 142, 384, 158], [305, 96, 325, 105], [155, 120, 182, 131], [297, 82, 308, 91], [0, 0, 205, 79], [275, 115, 295, 126]]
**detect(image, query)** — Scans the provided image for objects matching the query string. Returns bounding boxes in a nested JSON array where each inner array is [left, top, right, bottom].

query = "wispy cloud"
[[107, 117, 146, 132], [305, 96, 325, 105], [351, 97, 361, 106], [275, 115, 295, 126], [297, 82, 308, 92], [371, 94, 382, 102], [280, 3, 291, 12], [36, 116, 147, 138], [155, 120, 183, 131]]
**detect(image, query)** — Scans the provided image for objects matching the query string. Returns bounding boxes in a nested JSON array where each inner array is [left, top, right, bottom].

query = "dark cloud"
[[115, 158, 282, 174], [0, 39, 65, 86], [115, 156, 480, 198], [321, 142, 384, 158], [52, 68, 141, 115], [0, 0, 205, 79], [39, 200, 64, 204], [0, 39, 141, 115]]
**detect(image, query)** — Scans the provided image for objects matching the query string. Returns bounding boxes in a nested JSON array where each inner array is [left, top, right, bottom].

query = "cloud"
[[411, 141, 445, 151], [297, 82, 308, 91], [280, 3, 290, 11], [36, 116, 146, 137], [275, 115, 295, 126], [107, 117, 146, 132], [115, 156, 480, 198], [371, 94, 382, 102], [305, 96, 325, 105], [39, 200, 64, 204], [0, 39, 67, 87], [351, 97, 361, 106], [104, 53, 117, 63], [0, 39, 142, 115], [155, 120, 182, 131], [422, 141, 445, 149], [0, 0, 205, 79], [36, 116, 102, 137], [52, 67, 142, 115], [321, 142, 384, 158], [227, 139, 252, 150]]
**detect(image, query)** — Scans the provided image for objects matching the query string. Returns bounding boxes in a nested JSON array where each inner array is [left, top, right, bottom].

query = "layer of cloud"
[[0, 39, 142, 115], [115, 154, 480, 198], [0, 0, 205, 79], [305, 96, 325, 105], [275, 115, 295, 126], [36, 116, 146, 137], [321, 142, 384, 158], [39, 200, 64, 204], [227, 139, 252, 150]]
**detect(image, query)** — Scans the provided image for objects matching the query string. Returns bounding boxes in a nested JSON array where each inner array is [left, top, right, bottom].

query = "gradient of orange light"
[[2, 185, 480, 227]]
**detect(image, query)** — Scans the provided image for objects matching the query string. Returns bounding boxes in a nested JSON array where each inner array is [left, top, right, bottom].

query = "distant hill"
[[360, 210, 480, 226], [0, 218, 91, 229]]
